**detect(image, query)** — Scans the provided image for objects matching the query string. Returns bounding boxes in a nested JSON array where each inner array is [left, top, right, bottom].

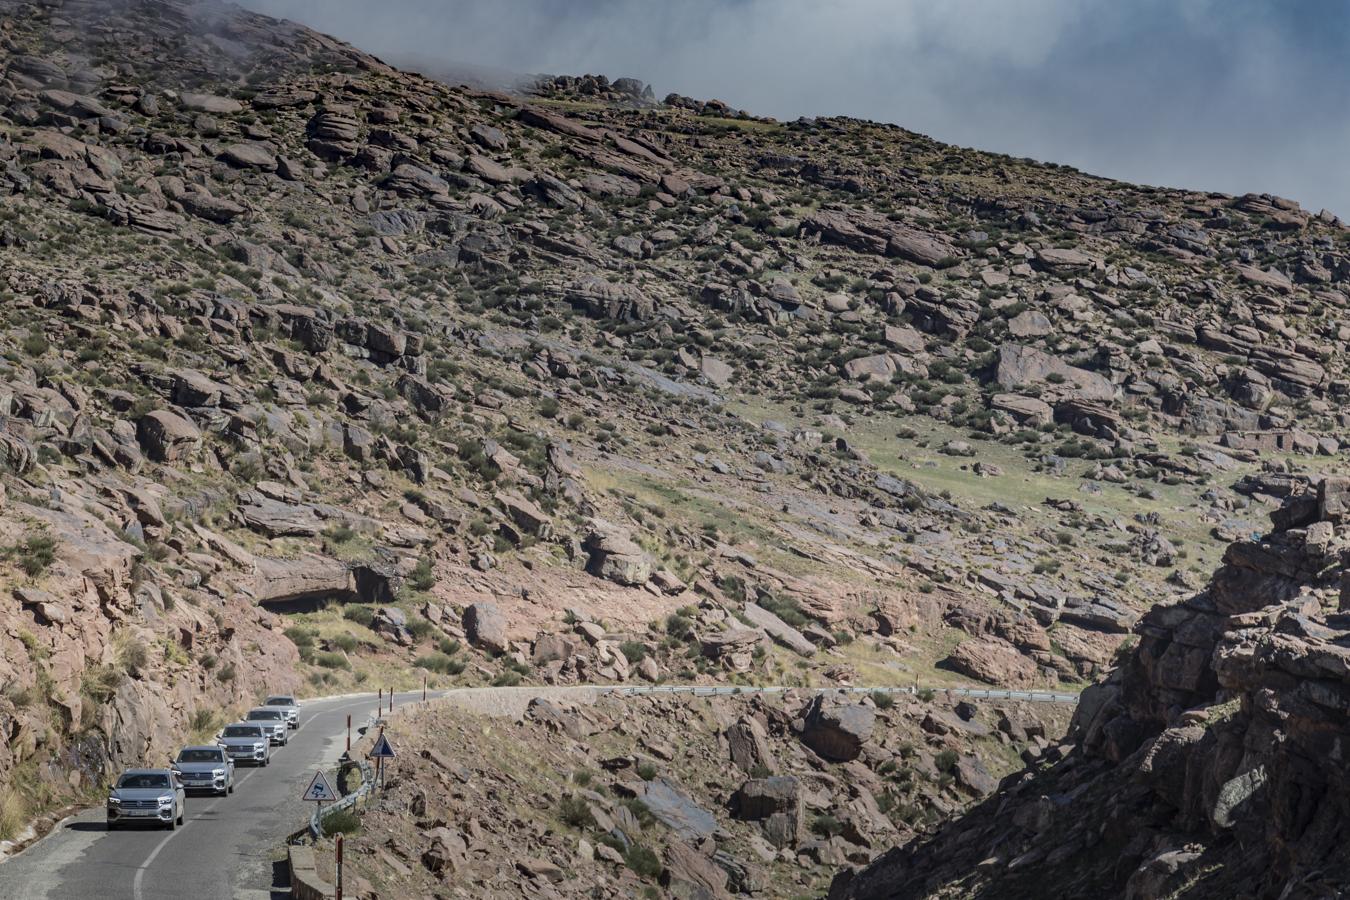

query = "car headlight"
[[107, 796, 120, 805], [255, 742, 266, 751], [157, 795, 174, 807], [212, 768, 225, 777]]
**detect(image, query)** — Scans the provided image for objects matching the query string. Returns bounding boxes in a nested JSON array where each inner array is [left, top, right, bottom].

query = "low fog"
[[240, 0, 1350, 217]]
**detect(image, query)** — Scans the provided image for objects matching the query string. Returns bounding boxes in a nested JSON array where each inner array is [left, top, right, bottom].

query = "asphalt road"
[[0, 680, 1077, 899], [0, 691, 423, 900]]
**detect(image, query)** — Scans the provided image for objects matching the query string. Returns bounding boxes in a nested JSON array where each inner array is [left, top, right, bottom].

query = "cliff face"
[[832, 475, 1350, 899], [0, 482, 300, 845]]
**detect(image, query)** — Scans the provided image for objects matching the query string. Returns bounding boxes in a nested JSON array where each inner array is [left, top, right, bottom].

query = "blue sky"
[[245, 0, 1350, 215]]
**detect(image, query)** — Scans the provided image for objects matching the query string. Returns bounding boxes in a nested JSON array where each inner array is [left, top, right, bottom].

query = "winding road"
[[0, 692, 425, 900], [0, 681, 1076, 899]]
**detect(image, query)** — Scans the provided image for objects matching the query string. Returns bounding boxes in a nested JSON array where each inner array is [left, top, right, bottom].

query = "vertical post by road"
[[345, 714, 351, 753], [377, 687, 382, 719], [388, 686, 393, 713], [422, 675, 427, 702], [335, 833, 344, 900]]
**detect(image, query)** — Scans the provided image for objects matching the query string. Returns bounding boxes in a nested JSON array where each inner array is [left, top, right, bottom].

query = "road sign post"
[[368, 728, 396, 792], [345, 714, 351, 753], [335, 834, 344, 900]]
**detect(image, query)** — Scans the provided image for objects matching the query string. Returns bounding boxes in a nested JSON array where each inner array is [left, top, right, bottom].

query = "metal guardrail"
[[307, 715, 378, 842], [603, 684, 1079, 704]]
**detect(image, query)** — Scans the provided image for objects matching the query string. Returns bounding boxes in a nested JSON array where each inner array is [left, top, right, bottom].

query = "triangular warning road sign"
[[368, 733, 396, 759], [302, 770, 339, 802]]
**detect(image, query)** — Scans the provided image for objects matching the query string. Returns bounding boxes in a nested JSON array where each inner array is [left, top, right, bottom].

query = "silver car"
[[174, 745, 235, 796], [263, 695, 299, 729], [218, 722, 271, 766], [107, 769, 186, 830], [246, 707, 289, 746]]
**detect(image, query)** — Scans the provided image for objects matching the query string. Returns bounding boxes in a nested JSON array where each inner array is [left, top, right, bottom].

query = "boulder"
[[136, 409, 200, 462], [237, 492, 322, 537], [843, 354, 896, 383], [180, 92, 242, 114], [630, 778, 718, 842], [700, 627, 761, 672], [219, 142, 277, 171], [583, 520, 652, 586], [991, 393, 1054, 427], [1008, 309, 1052, 338], [995, 343, 1115, 401], [1034, 247, 1095, 270], [800, 696, 875, 762], [742, 602, 815, 656], [699, 355, 734, 387], [944, 636, 1038, 686], [731, 776, 804, 848], [662, 840, 731, 899], [464, 601, 507, 654]]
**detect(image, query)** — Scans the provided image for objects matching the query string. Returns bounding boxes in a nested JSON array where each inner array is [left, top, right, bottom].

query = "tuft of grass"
[[414, 652, 465, 675], [407, 555, 435, 592], [623, 843, 663, 880], [811, 814, 843, 838], [80, 664, 123, 704], [871, 690, 895, 710], [934, 749, 959, 773], [189, 708, 219, 736], [5, 532, 57, 577], [321, 807, 361, 836], [0, 790, 27, 842], [343, 606, 375, 628], [558, 796, 594, 829]]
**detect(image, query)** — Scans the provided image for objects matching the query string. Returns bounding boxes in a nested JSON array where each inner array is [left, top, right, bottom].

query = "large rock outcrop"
[[831, 476, 1350, 900]]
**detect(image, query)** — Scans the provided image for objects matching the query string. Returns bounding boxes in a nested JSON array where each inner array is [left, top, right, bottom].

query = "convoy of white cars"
[[106, 694, 301, 830]]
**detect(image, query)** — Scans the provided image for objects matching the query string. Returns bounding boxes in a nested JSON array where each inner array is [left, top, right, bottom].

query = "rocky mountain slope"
[[330, 686, 1067, 898], [0, 0, 1348, 872], [831, 475, 1350, 899]]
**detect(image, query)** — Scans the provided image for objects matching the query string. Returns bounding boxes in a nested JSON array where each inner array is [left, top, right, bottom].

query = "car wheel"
[[107, 821, 117, 831], [167, 814, 176, 831], [228, 781, 234, 795], [177, 808, 184, 826]]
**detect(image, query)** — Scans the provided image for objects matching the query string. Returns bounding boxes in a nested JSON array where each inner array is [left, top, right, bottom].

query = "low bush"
[[414, 653, 464, 675], [558, 796, 594, 829], [343, 606, 375, 627], [321, 807, 360, 836], [623, 844, 662, 879], [5, 533, 57, 577]]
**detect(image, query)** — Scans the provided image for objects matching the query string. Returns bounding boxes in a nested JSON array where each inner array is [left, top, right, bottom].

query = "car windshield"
[[222, 725, 262, 737], [177, 749, 222, 763], [265, 697, 294, 706], [117, 774, 169, 789], [248, 710, 281, 720]]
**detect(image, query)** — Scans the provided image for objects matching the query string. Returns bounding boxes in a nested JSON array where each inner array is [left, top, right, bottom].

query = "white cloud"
[[241, 0, 1349, 216]]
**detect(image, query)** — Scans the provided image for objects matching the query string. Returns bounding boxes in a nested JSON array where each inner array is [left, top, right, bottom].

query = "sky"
[[240, 0, 1350, 217]]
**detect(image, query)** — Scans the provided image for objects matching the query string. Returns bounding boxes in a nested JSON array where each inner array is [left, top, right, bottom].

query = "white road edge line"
[[130, 768, 255, 900]]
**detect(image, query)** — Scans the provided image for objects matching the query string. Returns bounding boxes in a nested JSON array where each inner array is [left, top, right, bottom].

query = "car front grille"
[[120, 799, 159, 810]]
